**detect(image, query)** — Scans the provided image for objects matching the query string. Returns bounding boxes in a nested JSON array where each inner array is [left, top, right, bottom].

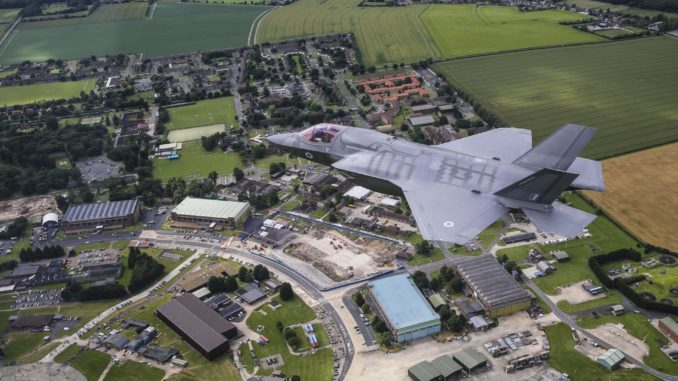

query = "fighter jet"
[[267, 123, 605, 245]]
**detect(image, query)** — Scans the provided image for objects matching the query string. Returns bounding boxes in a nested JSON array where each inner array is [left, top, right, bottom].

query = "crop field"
[[433, 37, 678, 159], [165, 97, 238, 131], [153, 141, 244, 181], [570, 0, 678, 19], [167, 124, 226, 142], [21, 2, 149, 29], [0, 8, 20, 36], [585, 143, 678, 252], [0, 79, 94, 106], [0, 3, 270, 64], [256, 0, 597, 66]]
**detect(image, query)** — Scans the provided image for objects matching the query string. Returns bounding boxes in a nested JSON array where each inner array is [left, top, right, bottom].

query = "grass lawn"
[[167, 124, 227, 142], [72, 240, 121, 253], [0, 79, 95, 106], [478, 219, 505, 248], [578, 313, 678, 375], [545, 322, 660, 381], [153, 141, 244, 181], [280, 198, 301, 212], [103, 360, 164, 381], [15, 341, 60, 364], [0, 3, 271, 64], [68, 349, 112, 381], [433, 37, 678, 159], [245, 295, 333, 380], [165, 97, 238, 131], [556, 292, 622, 314], [1, 332, 47, 363], [55, 343, 82, 363], [598, 254, 678, 303], [406, 233, 445, 265]]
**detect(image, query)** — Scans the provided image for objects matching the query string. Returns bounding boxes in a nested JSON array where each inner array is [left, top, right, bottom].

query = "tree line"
[[19, 245, 66, 262]]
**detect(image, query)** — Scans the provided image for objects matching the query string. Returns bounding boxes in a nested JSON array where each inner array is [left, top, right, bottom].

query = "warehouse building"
[[597, 348, 625, 370], [408, 354, 464, 381], [62, 199, 140, 233], [156, 294, 237, 359], [453, 347, 488, 373], [658, 317, 678, 342], [454, 255, 531, 318], [368, 273, 440, 343], [171, 197, 250, 231]]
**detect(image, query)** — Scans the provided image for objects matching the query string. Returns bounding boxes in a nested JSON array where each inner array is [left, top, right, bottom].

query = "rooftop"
[[454, 255, 531, 308], [63, 199, 139, 223], [408, 361, 442, 381], [172, 197, 249, 220], [597, 348, 624, 365], [369, 273, 439, 330], [430, 354, 462, 377], [343, 186, 371, 200], [453, 347, 487, 370], [660, 317, 678, 335]]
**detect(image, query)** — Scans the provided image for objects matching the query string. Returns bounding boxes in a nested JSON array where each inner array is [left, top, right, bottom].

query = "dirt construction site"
[[280, 225, 399, 282], [0, 195, 60, 223], [549, 280, 607, 305]]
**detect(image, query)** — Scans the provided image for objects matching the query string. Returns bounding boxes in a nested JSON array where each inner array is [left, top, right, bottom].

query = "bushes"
[[19, 245, 66, 262], [279, 282, 294, 301], [0, 217, 28, 239], [61, 281, 128, 302], [588, 248, 642, 288], [127, 251, 165, 293]]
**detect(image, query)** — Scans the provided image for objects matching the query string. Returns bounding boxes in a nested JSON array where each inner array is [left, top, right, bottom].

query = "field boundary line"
[[147, 1, 157, 20], [0, 16, 21, 56], [249, 6, 277, 45]]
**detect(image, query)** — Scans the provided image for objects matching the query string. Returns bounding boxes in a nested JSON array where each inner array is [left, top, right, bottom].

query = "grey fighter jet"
[[267, 123, 605, 245]]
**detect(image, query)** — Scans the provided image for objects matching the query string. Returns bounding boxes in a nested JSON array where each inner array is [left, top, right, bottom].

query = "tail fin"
[[524, 201, 596, 238], [495, 168, 578, 207], [514, 124, 596, 170]]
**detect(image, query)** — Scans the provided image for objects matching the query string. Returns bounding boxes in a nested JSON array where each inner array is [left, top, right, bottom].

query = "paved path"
[[522, 275, 678, 381]]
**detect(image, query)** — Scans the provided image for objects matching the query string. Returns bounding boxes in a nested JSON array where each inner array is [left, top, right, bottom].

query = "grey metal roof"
[[235, 284, 266, 304], [454, 255, 530, 308], [10, 264, 41, 277], [172, 197, 249, 220], [63, 199, 139, 222], [430, 354, 462, 377], [597, 348, 624, 366], [104, 334, 130, 349], [369, 273, 439, 331], [453, 347, 487, 370], [408, 361, 442, 381]]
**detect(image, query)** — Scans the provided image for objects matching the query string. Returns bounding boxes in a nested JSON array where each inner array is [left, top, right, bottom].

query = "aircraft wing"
[[435, 128, 532, 162], [332, 151, 507, 244]]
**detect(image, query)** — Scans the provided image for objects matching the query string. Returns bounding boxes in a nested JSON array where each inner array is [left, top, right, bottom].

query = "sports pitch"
[[585, 142, 678, 252], [256, 0, 597, 66], [0, 79, 94, 106], [164, 97, 239, 132], [433, 37, 678, 159], [167, 124, 226, 142], [0, 3, 271, 64], [152, 141, 244, 181]]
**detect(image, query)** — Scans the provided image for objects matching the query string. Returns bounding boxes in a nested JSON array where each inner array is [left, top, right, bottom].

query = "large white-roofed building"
[[368, 273, 440, 343], [171, 197, 250, 231]]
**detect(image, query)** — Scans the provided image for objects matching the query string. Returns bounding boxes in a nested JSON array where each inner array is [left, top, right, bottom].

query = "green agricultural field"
[[545, 323, 660, 381], [167, 124, 226, 142], [103, 360, 164, 381], [433, 37, 678, 159], [0, 8, 21, 23], [165, 98, 239, 131], [153, 141, 244, 181], [421, 5, 600, 58], [256, 1, 597, 66], [0, 79, 95, 106], [570, 0, 678, 19], [0, 3, 270, 64]]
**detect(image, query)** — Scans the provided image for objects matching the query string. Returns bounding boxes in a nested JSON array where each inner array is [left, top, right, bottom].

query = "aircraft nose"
[[266, 133, 293, 147]]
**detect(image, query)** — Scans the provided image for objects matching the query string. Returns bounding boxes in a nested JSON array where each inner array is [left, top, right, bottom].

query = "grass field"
[[0, 3, 270, 64], [406, 233, 445, 265], [1, 332, 46, 363], [599, 254, 678, 303], [165, 98, 238, 131], [570, 0, 678, 18], [0, 8, 20, 35], [545, 322, 660, 381], [585, 142, 678, 252], [245, 295, 333, 380], [167, 124, 226, 142], [153, 141, 244, 181], [0, 79, 95, 106], [257, 1, 596, 66], [433, 37, 678, 159], [103, 360, 164, 381], [22, 2, 148, 29], [578, 313, 678, 375], [66, 349, 112, 381]]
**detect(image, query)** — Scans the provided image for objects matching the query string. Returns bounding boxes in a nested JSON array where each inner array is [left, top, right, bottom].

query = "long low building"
[[453, 255, 531, 318], [62, 199, 140, 233], [156, 294, 237, 359], [368, 273, 440, 343], [171, 197, 250, 231]]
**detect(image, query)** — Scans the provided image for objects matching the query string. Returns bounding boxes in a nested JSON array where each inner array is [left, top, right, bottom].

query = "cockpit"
[[298, 124, 345, 144]]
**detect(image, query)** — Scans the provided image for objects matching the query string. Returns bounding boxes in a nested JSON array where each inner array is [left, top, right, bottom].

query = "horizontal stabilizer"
[[495, 168, 578, 207], [567, 157, 605, 192], [524, 202, 596, 238], [514, 124, 596, 170]]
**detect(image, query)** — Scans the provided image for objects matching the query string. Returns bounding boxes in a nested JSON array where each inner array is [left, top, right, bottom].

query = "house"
[[611, 305, 624, 316]]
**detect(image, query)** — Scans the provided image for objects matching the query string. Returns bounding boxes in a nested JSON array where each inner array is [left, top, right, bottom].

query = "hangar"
[[368, 273, 440, 343], [41, 213, 59, 228], [156, 294, 237, 359], [454, 255, 531, 318], [171, 197, 250, 230], [62, 199, 140, 233]]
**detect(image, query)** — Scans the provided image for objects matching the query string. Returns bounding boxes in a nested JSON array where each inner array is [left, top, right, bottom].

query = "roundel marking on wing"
[[443, 221, 454, 228], [305, 152, 313, 159]]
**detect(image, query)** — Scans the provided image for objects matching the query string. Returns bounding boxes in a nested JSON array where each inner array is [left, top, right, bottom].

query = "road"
[[522, 275, 678, 381], [341, 288, 377, 347]]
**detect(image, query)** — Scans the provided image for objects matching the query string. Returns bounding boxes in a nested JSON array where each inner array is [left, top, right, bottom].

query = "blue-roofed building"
[[368, 273, 440, 343], [62, 199, 140, 233]]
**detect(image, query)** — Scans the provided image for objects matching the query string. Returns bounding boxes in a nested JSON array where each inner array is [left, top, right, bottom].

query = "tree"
[[361, 303, 371, 314], [207, 276, 226, 293], [46, 116, 59, 130], [416, 241, 433, 256], [449, 277, 464, 293], [208, 171, 218, 184], [233, 167, 245, 182], [238, 266, 252, 282], [438, 305, 451, 321], [412, 270, 429, 290], [253, 264, 270, 282], [354, 292, 365, 307], [276, 321, 284, 332], [280, 282, 294, 301], [224, 276, 238, 292], [128, 247, 138, 269]]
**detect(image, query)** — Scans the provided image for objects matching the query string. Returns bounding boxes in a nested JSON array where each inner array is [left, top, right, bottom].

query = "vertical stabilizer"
[[514, 124, 596, 170]]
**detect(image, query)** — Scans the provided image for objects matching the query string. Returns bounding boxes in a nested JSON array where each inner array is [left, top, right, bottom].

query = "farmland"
[[256, 1, 597, 67], [0, 3, 270, 64], [433, 37, 678, 159], [0, 79, 95, 106], [570, 0, 678, 19], [21, 2, 149, 29], [153, 141, 244, 181], [585, 142, 678, 252], [0, 8, 20, 35], [165, 97, 238, 131]]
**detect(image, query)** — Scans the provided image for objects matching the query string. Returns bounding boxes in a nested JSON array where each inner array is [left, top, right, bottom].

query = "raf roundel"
[[304, 152, 314, 159], [443, 221, 455, 228]]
